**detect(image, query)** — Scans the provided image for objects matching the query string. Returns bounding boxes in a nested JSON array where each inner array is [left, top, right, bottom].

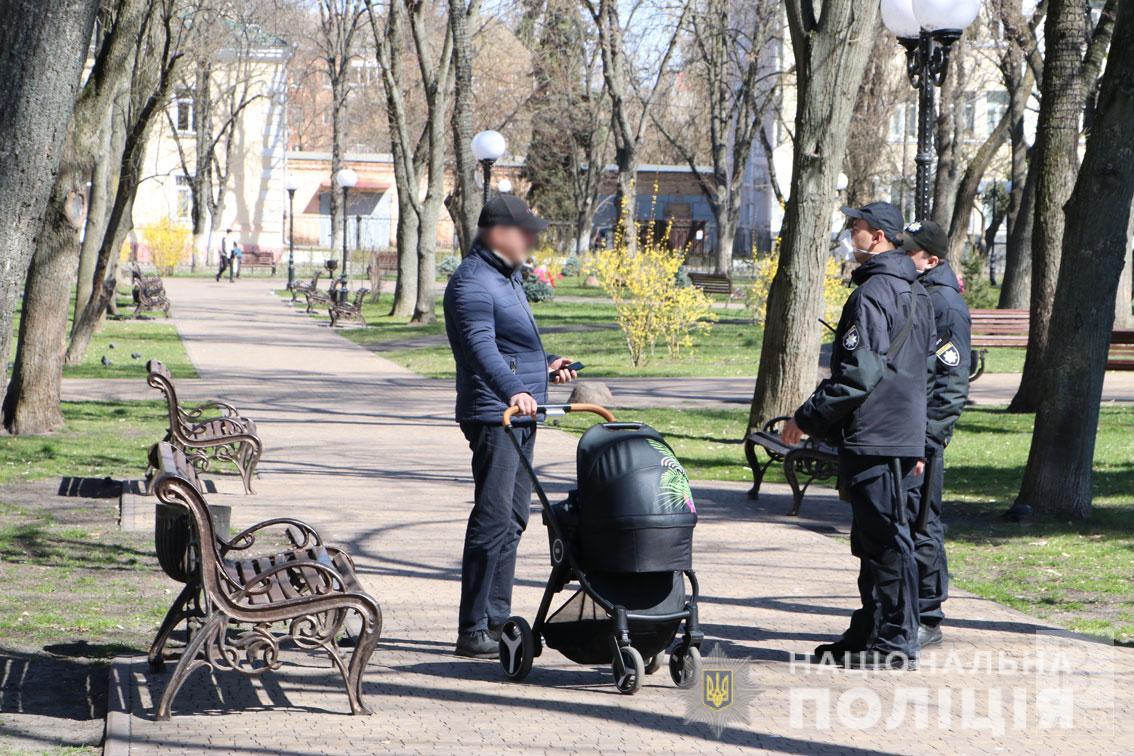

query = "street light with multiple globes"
[[881, 0, 981, 220]]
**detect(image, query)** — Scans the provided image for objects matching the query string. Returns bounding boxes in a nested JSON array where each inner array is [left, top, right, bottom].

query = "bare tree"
[[653, 0, 779, 273], [1011, 0, 1116, 412], [366, 0, 457, 324], [583, 0, 687, 253], [1013, 0, 1134, 520], [316, 0, 366, 255], [0, 0, 101, 412], [446, 0, 481, 253], [746, 0, 880, 431], [3, 0, 156, 434], [65, 0, 187, 367]]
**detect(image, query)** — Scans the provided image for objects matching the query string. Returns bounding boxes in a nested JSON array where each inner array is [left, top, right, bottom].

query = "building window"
[[176, 174, 193, 219], [986, 90, 1010, 134], [889, 102, 917, 142], [174, 93, 194, 134], [961, 92, 977, 137]]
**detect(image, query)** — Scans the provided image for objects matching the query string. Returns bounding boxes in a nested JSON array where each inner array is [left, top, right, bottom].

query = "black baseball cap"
[[841, 202, 905, 244], [901, 220, 949, 258], [477, 195, 549, 232]]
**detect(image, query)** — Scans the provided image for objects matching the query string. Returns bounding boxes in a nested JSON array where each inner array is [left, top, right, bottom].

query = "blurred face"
[[907, 248, 940, 273], [848, 219, 892, 263], [482, 225, 537, 265]]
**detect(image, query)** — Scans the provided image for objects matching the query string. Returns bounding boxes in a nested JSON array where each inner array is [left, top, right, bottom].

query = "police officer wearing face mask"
[[901, 220, 970, 650], [781, 201, 935, 670]]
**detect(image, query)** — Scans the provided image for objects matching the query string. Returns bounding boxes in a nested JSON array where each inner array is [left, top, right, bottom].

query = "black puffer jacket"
[[920, 261, 971, 449], [795, 251, 935, 458]]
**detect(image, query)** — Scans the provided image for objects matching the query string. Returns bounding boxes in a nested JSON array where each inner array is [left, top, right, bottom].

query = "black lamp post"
[[334, 167, 357, 304], [471, 129, 506, 206], [285, 174, 298, 290], [882, 0, 980, 221]]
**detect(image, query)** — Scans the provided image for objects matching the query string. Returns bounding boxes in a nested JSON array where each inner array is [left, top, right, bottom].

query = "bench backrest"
[[352, 288, 369, 308], [688, 272, 732, 294], [971, 309, 1029, 334], [150, 442, 245, 613], [147, 359, 186, 437]]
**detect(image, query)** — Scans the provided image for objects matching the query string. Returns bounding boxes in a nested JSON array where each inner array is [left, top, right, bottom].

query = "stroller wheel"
[[498, 617, 534, 681], [611, 646, 644, 694], [644, 653, 663, 675], [669, 645, 702, 689]]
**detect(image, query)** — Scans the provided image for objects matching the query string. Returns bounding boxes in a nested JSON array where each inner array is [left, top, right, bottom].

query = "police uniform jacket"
[[920, 261, 971, 450], [794, 250, 935, 458]]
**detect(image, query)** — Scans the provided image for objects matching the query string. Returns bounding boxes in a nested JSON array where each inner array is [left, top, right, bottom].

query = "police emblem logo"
[[703, 670, 732, 710], [936, 341, 961, 367], [842, 325, 860, 351], [683, 644, 758, 738]]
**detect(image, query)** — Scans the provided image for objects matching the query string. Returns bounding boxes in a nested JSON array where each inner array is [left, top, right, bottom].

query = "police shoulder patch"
[[842, 325, 860, 351], [936, 341, 961, 367]]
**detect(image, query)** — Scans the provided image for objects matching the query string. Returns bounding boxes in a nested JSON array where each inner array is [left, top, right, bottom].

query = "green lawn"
[[11, 294, 197, 380], [557, 406, 1134, 643], [0, 400, 169, 713], [0, 400, 166, 486], [296, 287, 1026, 377]]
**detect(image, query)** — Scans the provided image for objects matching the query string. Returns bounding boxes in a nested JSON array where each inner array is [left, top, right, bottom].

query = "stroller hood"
[[575, 423, 696, 572]]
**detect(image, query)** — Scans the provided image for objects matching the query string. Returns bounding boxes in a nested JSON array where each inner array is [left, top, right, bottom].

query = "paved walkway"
[[106, 279, 1133, 754]]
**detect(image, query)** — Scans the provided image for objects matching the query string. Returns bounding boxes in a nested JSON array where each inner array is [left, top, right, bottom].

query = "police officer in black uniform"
[[901, 220, 971, 649], [781, 202, 934, 669]]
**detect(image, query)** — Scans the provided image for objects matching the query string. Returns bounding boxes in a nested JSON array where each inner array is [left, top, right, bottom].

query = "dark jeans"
[[912, 446, 949, 628], [215, 257, 228, 281], [839, 453, 920, 658], [457, 422, 535, 634]]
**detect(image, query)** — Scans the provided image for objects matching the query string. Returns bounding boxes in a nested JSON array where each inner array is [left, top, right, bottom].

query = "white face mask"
[[835, 229, 857, 261]]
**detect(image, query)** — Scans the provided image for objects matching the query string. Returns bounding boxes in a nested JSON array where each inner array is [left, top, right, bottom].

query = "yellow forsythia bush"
[[746, 243, 779, 325], [140, 217, 190, 275], [823, 256, 850, 328], [593, 225, 717, 366]]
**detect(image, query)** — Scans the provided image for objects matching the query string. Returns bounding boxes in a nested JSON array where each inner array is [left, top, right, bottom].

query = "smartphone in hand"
[[550, 361, 585, 380]]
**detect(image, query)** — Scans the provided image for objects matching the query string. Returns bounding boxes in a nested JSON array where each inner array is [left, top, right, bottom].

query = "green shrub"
[[438, 255, 461, 278], [523, 277, 556, 302]]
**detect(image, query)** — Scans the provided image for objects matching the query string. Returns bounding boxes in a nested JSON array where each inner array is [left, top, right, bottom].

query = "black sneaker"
[[842, 649, 917, 671], [918, 624, 943, 649], [813, 640, 866, 663], [455, 630, 498, 658]]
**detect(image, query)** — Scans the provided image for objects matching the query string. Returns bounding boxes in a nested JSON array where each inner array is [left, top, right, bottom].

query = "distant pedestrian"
[[217, 228, 237, 282], [229, 236, 243, 282]]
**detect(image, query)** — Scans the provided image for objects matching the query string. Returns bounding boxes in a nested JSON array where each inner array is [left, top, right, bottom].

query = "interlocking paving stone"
[[101, 279, 1133, 754]]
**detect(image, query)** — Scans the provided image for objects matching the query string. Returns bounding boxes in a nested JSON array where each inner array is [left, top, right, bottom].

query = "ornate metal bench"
[[290, 270, 322, 300], [146, 359, 262, 494], [148, 441, 382, 719], [744, 416, 839, 516], [329, 288, 369, 327], [132, 274, 171, 318], [305, 278, 340, 313]]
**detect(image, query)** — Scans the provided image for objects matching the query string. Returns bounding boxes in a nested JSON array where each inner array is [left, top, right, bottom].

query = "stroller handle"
[[502, 403, 616, 427]]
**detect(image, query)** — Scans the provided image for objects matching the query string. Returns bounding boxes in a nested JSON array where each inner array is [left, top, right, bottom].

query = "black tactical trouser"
[[839, 453, 921, 659], [457, 422, 535, 634], [912, 445, 949, 628]]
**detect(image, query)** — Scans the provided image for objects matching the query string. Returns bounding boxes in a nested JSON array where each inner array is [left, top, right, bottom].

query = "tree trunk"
[[748, 0, 879, 432], [1014, 0, 1134, 520], [944, 107, 1012, 268], [1114, 202, 1134, 329], [999, 151, 1036, 308], [930, 65, 962, 227], [329, 89, 344, 257], [4, 0, 148, 434], [190, 60, 213, 270], [447, 0, 480, 254], [0, 0, 100, 416], [715, 200, 737, 275], [411, 198, 439, 325], [390, 189, 419, 317], [73, 106, 115, 334], [1011, 0, 1116, 412]]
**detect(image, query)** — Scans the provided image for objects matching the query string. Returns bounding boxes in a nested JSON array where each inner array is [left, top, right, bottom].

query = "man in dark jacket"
[[444, 195, 578, 658], [782, 202, 934, 668], [902, 220, 971, 649]]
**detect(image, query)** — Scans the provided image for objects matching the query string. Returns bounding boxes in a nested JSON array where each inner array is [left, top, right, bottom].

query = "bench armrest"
[[220, 518, 324, 555], [179, 400, 241, 422]]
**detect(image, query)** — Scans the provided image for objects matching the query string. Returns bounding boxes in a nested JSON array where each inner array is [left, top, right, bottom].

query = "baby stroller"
[[498, 403, 703, 694]]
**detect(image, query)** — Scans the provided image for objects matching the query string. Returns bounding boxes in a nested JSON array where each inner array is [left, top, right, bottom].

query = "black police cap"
[[477, 195, 549, 232], [901, 220, 949, 258], [841, 201, 905, 244]]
